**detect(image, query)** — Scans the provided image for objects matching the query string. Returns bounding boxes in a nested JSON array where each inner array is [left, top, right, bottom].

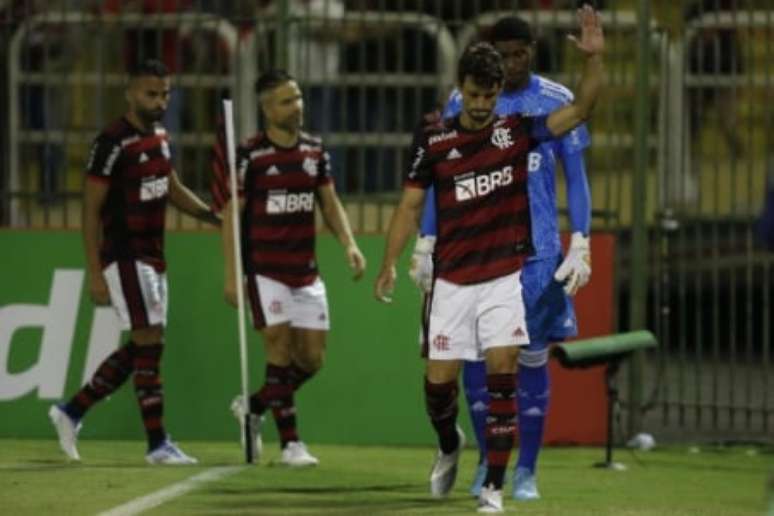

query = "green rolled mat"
[[552, 330, 657, 368]]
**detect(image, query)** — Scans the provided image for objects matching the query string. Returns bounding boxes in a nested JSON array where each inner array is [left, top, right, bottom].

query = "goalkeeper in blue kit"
[[410, 16, 592, 500]]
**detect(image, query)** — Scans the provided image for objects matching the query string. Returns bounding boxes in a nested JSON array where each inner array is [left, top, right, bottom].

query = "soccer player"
[[409, 16, 592, 499], [374, 5, 604, 512], [218, 70, 366, 466], [48, 59, 219, 464]]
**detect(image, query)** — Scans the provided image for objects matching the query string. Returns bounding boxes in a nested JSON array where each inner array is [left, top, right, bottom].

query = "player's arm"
[[82, 178, 110, 305], [409, 188, 437, 293], [546, 5, 605, 138], [221, 198, 245, 307], [317, 183, 366, 281], [168, 170, 221, 226], [407, 104, 449, 292], [554, 149, 592, 295], [374, 186, 426, 302]]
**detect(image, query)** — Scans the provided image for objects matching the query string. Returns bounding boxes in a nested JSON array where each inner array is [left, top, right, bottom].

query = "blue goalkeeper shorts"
[[521, 254, 578, 351]]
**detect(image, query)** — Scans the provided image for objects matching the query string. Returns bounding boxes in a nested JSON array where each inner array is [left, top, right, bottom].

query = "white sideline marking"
[[97, 466, 246, 516]]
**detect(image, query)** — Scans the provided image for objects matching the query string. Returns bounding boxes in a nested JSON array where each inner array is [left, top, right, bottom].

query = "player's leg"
[[513, 346, 549, 500], [113, 260, 196, 464], [131, 325, 172, 461], [512, 256, 576, 499], [279, 277, 331, 464], [426, 358, 464, 498], [424, 277, 474, 498], [462, 359, 489, 496], [50, 340, 135, 461], [243, 274, 314, 466], [477, 270, 529, 512], [288, 328, 323, 391], [479, 346, 519, 498], [287, 277, 330, 392]]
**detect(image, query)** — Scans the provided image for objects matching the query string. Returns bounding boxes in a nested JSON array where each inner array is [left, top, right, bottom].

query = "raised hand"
[[567, 4, 605, 56]]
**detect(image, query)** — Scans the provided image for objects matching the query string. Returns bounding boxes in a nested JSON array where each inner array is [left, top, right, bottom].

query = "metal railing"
[[2, 3, 773, 443], [643, 9, 774, 441], [7, 11, 251, 227]]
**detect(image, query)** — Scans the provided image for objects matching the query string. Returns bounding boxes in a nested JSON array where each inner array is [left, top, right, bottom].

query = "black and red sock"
[[65, 342, 136, 420], [132, 343, 166, 451], [483, 373, 518, 490], [250, 364, 299, 447], [424, 377, 460, 454], [288, 363, 315, 391]]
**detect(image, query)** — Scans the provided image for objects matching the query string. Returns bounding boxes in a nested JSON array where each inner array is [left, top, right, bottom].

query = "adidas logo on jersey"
[[513, 326, 526, 338], [139, 175, 168, 201], [266, 165, 280, 176], [139, 152, 149, 163], [446, 148, 462, 160]]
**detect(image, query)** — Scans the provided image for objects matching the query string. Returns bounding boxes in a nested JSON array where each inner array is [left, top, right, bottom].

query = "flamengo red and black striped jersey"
[[405, 114, 552, 285], [86, 117, 172, 272], [237, 132, 333, 287]]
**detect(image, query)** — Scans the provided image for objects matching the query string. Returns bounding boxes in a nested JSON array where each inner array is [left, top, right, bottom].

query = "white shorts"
[[246, 274, 330, 331], [103, 260, 168, 330], [423, 271, 529, 361]]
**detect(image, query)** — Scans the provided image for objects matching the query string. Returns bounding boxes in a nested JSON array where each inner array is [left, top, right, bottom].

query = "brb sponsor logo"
[[140, 176, 169, 201], [454, 166, 513, 202], [266, 190, 314, 214]]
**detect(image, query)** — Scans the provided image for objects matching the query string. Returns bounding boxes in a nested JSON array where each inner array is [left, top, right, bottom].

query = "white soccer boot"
[[145, 439, 198, 465], [429, 425, 466, 498], [477, 484, 504, 513], [48, 404, 82, 461], [279, 441, 319, 467]]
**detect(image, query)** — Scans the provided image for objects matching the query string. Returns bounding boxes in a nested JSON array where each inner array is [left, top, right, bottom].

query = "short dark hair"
[[255, 69, 294, 96], [128, 59, 168, 79], [490, 16, 534, 44], [457, 42, 504, 88]]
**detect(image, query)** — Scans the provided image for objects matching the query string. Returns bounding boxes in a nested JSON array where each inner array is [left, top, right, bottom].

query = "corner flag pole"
[[222, 99, 253, 464]]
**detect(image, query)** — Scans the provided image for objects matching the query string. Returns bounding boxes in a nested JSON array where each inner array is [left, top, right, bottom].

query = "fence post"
[[275, 0, 290, 70], [627, 0, 652, 437]]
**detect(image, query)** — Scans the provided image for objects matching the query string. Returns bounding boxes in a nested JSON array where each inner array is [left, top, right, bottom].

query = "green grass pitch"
[[0, 439, 770, 515]]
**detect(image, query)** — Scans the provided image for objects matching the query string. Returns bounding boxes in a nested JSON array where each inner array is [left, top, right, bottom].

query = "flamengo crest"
[[491, 127, 513, 149], [302, 157, 318, 177]]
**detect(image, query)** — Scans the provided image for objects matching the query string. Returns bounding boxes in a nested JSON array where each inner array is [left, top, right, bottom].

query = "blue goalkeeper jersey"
[[436, 74, 591, 258]]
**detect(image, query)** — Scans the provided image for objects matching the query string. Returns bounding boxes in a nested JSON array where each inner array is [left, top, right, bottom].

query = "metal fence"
[[1, 0, 773, 443]]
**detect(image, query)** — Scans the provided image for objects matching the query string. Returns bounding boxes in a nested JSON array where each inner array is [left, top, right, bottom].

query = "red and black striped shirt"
[[236, 132, 333, 287], [86, 117, 172, 271], [406, 114, 552, 285]]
